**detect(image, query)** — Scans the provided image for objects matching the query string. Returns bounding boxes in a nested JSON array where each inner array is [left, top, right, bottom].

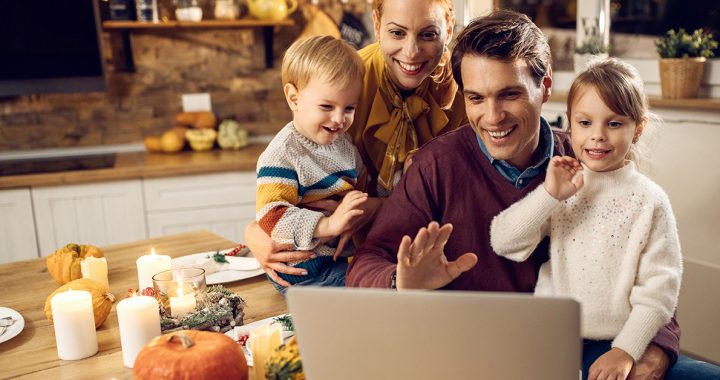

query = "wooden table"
[[0, 231, 287, 379]]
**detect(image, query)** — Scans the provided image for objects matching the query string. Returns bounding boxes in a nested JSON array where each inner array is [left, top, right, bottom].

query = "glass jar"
[[214, 0, 240, 20], [175, 0, 203, 21]]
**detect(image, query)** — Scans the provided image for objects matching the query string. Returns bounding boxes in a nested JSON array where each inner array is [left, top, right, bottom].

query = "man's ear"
[[541, 67, 553, 103], [284, 83, 299, 112]]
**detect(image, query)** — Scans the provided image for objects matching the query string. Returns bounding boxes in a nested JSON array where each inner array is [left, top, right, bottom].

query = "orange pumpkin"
[[44, 278, 116, 328], [46, 243, 104, 284], [134, 330, 248, 380]]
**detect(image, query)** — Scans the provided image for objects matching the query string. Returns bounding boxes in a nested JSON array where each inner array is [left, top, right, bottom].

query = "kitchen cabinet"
[[32, 180, 147, 256], [0, 188, 39, 264], [143, 172, 256, 244]]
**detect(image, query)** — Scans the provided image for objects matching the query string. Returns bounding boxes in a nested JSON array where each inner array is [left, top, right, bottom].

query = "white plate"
[[172, 249, 265, 285], [0, 307, 25, 344], [225, 314, 294, 366]]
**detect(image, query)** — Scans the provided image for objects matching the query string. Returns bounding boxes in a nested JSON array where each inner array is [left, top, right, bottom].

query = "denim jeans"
[[582, 340, 720, 380], [269, 257, 348, 296]]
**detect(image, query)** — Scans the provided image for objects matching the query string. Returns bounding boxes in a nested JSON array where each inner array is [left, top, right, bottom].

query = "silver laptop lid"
[[287, 287, 581, 380]]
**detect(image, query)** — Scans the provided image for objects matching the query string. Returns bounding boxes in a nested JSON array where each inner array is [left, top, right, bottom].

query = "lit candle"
[[50, 289, 99, 360], [250, 323, 283, 379], [81, 256, 109, 288], [169, 286, 196, 318], [117, 293, 161, 368], [136, 247, 171, 291]]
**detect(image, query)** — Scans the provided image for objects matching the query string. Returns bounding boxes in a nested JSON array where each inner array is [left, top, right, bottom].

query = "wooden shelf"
[[102, 19, 293, 30], [101, 19, 294, 71]]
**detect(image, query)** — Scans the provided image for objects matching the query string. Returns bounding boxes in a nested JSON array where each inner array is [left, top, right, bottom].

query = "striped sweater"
[[256, 122, 364, 257]]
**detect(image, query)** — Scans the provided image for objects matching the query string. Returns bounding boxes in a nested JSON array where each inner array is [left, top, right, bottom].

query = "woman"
[[246, 0, 466, 287]]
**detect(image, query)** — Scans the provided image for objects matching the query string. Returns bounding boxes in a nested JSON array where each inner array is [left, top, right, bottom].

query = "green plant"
[[575, 36, 609, 55], [655, 28, 718, 58]]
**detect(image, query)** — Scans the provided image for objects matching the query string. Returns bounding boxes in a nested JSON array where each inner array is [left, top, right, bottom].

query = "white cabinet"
[[32, 180, 147, 256], [143, 172, 256, 243], [0, 188, 39, 264]]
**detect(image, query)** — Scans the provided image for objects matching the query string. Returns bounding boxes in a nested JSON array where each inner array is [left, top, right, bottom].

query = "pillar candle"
[[81, 256, 109, 288], [50, 289, 99, 360], [250, 323, 283, 379], [136, 247, 171, 291], [117, 294, 161, 368], [169, 287, 196, 318]]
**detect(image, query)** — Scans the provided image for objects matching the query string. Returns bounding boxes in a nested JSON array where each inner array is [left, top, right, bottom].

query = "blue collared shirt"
[[476, 118, 554, 189]]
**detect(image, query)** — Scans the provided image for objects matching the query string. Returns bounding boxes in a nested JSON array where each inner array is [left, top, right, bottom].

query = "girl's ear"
[[633, 119, 646, 144], [284, 83, 299, 112]]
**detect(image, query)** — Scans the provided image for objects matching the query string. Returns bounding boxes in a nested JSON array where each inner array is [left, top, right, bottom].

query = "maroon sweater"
[[346, 125, 680, 363]]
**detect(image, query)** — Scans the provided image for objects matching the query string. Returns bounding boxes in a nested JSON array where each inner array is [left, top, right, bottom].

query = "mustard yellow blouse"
[[349, 42, 467, 194]]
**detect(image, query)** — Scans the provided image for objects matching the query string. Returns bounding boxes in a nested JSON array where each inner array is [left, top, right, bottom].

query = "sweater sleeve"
[[490, 184, 560, 262], [346, 156, 438, 288], [612, 196, 683, 361], [256, 151, 324, 250]]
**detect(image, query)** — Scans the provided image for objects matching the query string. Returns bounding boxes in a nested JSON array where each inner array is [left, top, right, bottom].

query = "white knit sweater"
[[490, 162, 682, 361]]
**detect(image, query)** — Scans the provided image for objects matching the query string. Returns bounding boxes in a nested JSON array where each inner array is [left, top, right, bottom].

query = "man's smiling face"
[[461, 55, 552, 170]]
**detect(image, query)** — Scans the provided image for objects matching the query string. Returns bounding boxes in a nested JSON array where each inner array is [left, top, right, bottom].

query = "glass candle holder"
[[152, 268, 206, 318]]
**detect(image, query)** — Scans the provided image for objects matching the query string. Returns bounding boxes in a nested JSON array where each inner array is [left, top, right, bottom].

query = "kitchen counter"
[[0, 144, 267, 190]]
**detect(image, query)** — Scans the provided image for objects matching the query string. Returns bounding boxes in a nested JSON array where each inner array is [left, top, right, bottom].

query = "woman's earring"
[[632, 134, 640, 144]]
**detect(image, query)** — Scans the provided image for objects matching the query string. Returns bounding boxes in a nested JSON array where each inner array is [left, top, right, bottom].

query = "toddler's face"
[[286, 76, 361, 145], [568, 85, 639, 172]]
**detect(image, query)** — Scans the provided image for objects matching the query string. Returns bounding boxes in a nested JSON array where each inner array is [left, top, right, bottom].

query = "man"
[[346, 10, 719, 380]]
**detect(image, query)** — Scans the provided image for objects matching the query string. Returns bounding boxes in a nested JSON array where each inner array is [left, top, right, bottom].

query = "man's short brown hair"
[[450, 10, 551, 90]]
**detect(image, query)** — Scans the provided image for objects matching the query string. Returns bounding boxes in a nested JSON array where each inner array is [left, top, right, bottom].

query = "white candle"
[[250, 323, 283, 380], [136, 247, 171, 291], [117, 294, 161, 368], [169, 286, 196, 318], [81, 256, 109, 288], [50, 289, 99, 360]]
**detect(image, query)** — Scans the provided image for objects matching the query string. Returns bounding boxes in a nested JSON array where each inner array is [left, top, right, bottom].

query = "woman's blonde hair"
[[282, 35, 365, 90], [567, 57, 660, 172], [372, 0, 457, 108]]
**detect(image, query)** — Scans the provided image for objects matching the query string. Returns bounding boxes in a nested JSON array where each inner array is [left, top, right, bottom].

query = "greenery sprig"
[[655, 28, 718, 59]]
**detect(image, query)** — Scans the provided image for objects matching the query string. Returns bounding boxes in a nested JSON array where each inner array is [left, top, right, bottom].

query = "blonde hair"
[[567, 57, 660, 173], [372, 0, 457, 108], [281, 35, 365, 90]]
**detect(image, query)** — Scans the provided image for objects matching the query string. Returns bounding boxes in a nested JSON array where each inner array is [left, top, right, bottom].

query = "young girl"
[[490, 58, 682, 380]]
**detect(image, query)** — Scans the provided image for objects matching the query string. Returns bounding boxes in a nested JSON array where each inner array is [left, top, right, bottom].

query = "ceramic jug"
[[247, 0, 297, 21]]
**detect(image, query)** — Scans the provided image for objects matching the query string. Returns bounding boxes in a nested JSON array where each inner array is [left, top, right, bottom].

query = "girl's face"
[[568, 85, 642, 172], [373, 0, 452, 91]]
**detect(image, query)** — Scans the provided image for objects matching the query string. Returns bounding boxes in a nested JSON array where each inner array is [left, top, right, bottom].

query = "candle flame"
[[132, 291, 138, 298], [151, 247, 157, 256], [67, 288, 73, 292]]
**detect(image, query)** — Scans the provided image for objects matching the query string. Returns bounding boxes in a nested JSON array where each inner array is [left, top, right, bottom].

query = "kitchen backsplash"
[[0, 0, 369, 151]]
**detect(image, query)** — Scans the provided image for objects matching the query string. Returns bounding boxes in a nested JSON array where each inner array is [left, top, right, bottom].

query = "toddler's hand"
[[588, 347, 634, 380], [544, 156, 584, 200], [317, 191, 368, 238]]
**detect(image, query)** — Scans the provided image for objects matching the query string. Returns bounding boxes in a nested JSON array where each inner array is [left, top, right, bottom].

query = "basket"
[[659, 57, 706, 99]]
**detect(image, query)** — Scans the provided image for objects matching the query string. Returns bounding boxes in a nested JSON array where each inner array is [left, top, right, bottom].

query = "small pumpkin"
[[266, 336, 305, 380], [46, 243, 104, 284], [44, 278, 116, 329], [134, 330, 248, 380]]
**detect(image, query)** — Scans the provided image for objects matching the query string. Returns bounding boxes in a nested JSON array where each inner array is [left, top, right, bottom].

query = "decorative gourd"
[[134, 330, 248, 380], [217, 119, 249, 150], [176, 111, 217, 129], [46, 243, 104, 284], [44, 278, 116, 329], [266, 336, 305, 380], [186, 128, 217, 152]]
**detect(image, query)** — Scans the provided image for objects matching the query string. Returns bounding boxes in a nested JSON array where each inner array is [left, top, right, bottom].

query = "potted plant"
[[655, 28, 718, 99], [574, 17, 609, 73]]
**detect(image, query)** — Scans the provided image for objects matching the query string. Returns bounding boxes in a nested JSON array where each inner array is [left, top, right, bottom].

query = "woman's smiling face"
[[373, 0, 452, 91]]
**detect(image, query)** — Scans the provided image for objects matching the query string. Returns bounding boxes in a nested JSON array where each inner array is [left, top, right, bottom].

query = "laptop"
[[286, 287, 581, 380]]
